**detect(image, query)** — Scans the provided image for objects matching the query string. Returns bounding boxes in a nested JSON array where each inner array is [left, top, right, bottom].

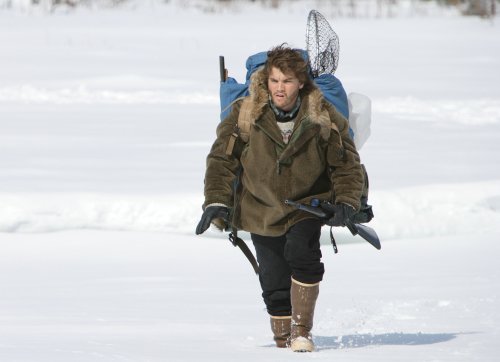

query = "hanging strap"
[[329, 226, 338, 254], [229, 230, 260, 275]]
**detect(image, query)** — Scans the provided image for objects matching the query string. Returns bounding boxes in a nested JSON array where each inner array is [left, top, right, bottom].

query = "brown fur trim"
[[306, 88, 333, 140], [211, 217, 227, 231], [239, 68, 332, 141]]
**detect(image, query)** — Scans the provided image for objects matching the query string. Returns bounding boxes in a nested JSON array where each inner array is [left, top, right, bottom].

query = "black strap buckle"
[[228, 232, 238, 247], [330, 226, 338, 254]]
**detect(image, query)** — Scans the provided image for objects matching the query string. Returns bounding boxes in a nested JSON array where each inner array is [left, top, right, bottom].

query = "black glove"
[[195, 206, 229, 235], [351, 204, 374, 224], [327, 203, 356, 227]]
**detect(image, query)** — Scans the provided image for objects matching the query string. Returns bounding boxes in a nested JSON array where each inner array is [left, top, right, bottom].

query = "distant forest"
[[1, 0, 497, 18]]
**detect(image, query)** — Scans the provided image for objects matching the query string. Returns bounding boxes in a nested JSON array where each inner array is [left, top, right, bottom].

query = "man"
[[196, 45, 364, 352]]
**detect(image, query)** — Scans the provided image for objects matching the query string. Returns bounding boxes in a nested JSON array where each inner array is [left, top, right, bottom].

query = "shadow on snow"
[[313, 332, 466, 350]]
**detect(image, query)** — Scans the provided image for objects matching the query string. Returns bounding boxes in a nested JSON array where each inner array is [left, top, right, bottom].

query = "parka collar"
[[242, 67, 332, 141]]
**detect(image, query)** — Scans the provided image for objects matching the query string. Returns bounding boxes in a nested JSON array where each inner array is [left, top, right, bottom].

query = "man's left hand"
[[326, 203, 356, 227]]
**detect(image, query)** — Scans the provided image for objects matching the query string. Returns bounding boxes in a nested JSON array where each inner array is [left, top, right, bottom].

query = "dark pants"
[[251, 218, 324, 316]]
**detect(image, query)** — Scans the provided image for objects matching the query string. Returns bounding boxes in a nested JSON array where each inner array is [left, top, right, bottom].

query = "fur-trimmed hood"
[[238, 68, 333, 140]]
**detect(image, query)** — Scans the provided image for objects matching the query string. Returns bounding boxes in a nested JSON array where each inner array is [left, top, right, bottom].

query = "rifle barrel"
[[285, 199, 329, 218], [219, 56, 227, 82], [285, 199, 381, 251]]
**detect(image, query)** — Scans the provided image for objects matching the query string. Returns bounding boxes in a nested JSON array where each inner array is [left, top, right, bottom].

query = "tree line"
[[0, 0, 497, 18]]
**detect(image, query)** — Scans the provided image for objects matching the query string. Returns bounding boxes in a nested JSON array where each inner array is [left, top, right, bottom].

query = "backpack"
[[218, 51, 373, 225], [219, 51, 353, 139]]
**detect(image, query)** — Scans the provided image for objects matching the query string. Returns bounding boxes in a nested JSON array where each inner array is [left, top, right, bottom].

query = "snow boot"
[[270, 315, 292, 348], [290, 278, 319, 352]]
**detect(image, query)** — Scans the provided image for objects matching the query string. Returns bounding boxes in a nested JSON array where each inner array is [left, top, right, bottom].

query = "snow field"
[[1, 2, 500, 360]]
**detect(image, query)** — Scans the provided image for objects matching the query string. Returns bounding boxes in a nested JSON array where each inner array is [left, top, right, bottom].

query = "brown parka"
[[203, 69, 364, 237]]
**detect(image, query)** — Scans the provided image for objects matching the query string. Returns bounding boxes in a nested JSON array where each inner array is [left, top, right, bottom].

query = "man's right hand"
[[195, 206, 230, 235]]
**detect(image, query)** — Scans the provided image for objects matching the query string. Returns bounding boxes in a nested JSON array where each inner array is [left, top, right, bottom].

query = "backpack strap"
[[221, 96, 246, 122], [225, 98, 254, 156], [237, 98, 253, 143]]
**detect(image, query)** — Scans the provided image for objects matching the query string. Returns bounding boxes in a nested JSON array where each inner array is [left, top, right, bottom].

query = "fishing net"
[[306, 10, 339, 76]]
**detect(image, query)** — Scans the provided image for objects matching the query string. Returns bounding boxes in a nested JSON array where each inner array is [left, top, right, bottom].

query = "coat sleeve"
[[325, 104, 364, 210], [203, 102, 244, 209]]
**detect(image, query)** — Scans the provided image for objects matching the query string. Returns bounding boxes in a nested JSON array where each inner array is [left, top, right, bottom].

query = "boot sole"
[[290, 337, 314, 352]]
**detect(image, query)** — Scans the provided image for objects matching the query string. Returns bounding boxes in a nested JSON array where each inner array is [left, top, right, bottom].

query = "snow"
[[1, 2, 500, 361]]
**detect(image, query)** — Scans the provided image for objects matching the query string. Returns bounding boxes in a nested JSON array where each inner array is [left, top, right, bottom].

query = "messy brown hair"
[[263, 44, 314, 94]]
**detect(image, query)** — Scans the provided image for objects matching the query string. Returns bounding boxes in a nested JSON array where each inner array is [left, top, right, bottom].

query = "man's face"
[[268, 66, 304, 112]]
